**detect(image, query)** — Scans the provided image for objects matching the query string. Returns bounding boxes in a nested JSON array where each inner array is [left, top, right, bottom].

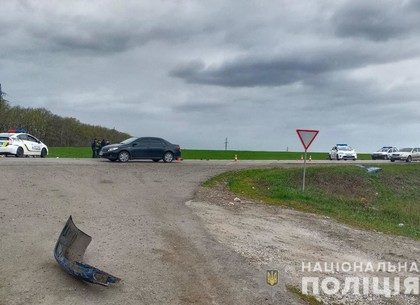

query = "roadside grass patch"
[[286, 285, 324, 305], [203, 164, 420, 239], [48, 147, 92, 158], [48, 147, 372, 160]]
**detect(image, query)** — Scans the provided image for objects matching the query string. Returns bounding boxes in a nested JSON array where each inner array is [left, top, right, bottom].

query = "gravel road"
[[0, 158, 418, 305]]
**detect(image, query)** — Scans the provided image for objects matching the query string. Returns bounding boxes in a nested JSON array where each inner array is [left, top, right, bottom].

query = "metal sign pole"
[[302, 149, 307, 192], [296, 129, 319, 192]]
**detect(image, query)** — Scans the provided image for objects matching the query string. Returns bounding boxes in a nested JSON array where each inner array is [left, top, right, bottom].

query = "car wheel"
[[163, 152, 174, 163], [118, 151, 130, 162], [336, 155, 339, 161], [153, 159, 160, 162], [15, 147, 24, 158], [406, 156, 412, 163], [329, 154, 332, 160], [390, 159, 395, 162], [40, 148, 47, 158]]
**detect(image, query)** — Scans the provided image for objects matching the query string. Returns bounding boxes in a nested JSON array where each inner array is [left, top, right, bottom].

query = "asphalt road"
[[0, 158, 391, 305]]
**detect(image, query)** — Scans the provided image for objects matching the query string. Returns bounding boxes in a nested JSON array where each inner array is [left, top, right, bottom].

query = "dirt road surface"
[[0, 158, 418, 305]]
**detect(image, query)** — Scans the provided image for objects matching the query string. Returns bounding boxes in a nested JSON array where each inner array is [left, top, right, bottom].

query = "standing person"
[[100, 139, 107, 149], [91, 138, 97, 158], [95, 139, 101, 158]]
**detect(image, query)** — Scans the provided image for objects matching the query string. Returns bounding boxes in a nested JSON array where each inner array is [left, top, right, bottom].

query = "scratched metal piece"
[[54, 216, 121, 286], [355, 164, 382, 173]]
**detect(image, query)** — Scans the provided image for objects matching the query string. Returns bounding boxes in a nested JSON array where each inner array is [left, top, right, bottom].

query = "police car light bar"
[[336, 144, 348, 146], [8, 129, 26, 133]]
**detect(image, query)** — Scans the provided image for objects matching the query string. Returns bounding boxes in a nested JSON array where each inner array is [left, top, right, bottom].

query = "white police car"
[[0, 130, 48, 158], [329, 144, 357, 161], [371, 146, 398, 160]]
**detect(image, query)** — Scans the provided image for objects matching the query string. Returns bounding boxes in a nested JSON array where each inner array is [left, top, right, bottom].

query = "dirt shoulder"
[[190, 184, 420, 305]]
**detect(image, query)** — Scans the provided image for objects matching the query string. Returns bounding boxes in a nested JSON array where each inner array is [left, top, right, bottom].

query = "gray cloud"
[[2, 0, 420, 152], [174, 100, 228, 113], [332, 0, 420, 41], [1, 1, 223, 57], [170, 42, 420, 88]]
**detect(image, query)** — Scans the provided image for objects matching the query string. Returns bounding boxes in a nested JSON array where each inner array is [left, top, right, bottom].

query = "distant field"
[[48, 147, 372, 160], [49, 147, 93, 158]]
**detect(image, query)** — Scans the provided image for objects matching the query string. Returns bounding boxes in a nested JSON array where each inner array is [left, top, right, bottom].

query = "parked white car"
[[329, 144, 357, 161], [371, 146, 398, 160], [0, 130, 48, 158], [390, 148, 420, 163]]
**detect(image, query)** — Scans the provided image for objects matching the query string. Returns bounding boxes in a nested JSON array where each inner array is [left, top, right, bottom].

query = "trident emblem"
[[266, 270, 279, 287]]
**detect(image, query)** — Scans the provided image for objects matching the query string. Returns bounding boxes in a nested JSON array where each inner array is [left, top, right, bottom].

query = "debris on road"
[[54, 216, 121, 286]]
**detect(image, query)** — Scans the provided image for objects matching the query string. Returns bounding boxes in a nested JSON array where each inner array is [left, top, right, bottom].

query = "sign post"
[[296, 129, 319, 191]]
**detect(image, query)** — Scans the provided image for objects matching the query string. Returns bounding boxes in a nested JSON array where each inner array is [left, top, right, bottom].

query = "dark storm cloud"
[[1, 1, 221, 57], [170, 0, 420, 88], [170, 57, 315, 87], [332, 0, 420, 41], [22, 20, 209, 56], [170, 43, 419, 88]]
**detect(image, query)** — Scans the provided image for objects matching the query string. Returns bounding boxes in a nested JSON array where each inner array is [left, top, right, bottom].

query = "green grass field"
[[48, 147, 372, 160], [203, 164, 420, 239]]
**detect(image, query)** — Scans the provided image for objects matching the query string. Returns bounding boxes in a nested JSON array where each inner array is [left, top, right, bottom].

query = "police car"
[[329, 144, 357, 161], [371, 146, 398, 160], [0, 130, 48, 158]]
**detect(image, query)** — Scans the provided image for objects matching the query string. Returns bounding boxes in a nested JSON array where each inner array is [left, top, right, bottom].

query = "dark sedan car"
[[100, 137, 181, 163]]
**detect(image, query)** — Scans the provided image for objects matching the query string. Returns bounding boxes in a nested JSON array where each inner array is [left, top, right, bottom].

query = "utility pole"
[[0, 83, 6, 102], [224, 137, 228, 151]]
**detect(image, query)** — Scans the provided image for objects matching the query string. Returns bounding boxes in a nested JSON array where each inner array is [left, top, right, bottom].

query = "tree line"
[[0, 99, 131, 147]]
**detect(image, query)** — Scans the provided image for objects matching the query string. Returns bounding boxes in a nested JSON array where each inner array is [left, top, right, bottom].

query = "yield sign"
[[296, 129, 319, 150]]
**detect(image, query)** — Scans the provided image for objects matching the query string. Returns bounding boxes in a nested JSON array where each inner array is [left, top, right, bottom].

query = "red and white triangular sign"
[[296, 129, 319, 150]]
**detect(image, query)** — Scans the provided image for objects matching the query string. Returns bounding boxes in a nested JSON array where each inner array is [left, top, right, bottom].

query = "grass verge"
[[286, 285, 324, 305], [204, 164, 420, 239], [48, 147, 372, 160]]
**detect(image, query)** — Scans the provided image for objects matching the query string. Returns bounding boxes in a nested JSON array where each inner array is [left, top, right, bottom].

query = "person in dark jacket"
[[95, 139, 101, 158], [91, 138, 97, 158]]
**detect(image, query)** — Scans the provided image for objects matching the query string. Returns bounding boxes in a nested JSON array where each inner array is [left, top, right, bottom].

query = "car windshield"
[[120, 138, 137, 145], [337, 146, 352, 151], [378, 147, 391, 152], [399, 148, 413, 152]]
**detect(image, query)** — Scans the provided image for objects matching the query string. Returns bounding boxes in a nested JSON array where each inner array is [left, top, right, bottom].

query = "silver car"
[[390, 148, 420, 162]]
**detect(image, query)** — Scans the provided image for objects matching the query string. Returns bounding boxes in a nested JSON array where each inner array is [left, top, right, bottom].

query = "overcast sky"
[[1, 0, 420, 152]]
